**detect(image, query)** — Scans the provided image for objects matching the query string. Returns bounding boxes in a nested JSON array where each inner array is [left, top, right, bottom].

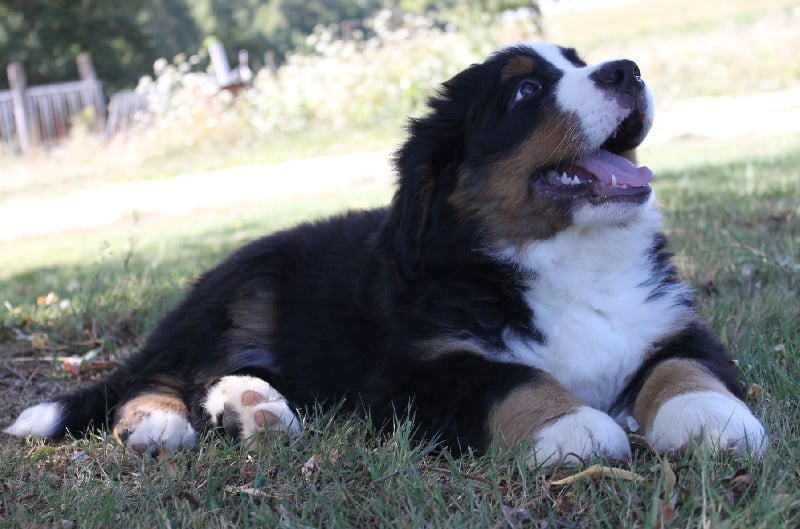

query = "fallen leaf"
[[36, 292, 59, 306], [62, 356, 83, 376], [30, 332, 50, 349], [660, 454, 677, 500], [224, 485, 270, 499], [549, 464, 645, 486], [723, 468, 754, 506], [302, 453, 322, 482], [747, 383, 770, 400]]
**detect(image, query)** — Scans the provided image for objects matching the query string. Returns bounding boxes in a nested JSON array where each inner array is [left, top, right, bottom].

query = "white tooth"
[[560, 172, 570, 185], [571, 176, 580, 185], [611, 174, 617, 187]]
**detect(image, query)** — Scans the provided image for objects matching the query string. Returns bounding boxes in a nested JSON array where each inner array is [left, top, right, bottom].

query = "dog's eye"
[[512, 80, 541, 105]]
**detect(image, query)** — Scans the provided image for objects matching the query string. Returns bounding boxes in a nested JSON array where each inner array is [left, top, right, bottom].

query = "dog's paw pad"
[[530, 406, 630, 466], [241, 390, 266, 406], [204, 375, 301, 445], [648, 391, 767, 457], [254, 409, 279, 428]]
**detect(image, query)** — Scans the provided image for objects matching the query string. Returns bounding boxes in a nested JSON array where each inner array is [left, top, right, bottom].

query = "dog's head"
[[388, 43, 655, 278]]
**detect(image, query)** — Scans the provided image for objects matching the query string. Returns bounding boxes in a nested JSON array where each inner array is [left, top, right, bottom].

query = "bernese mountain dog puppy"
[[6, 43, 767, 464]]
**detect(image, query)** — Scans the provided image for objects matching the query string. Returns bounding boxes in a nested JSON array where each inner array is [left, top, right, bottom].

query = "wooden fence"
[[105, 90, 149, 138], [0, 53, 110, 154], [0, 43, 253, 154]]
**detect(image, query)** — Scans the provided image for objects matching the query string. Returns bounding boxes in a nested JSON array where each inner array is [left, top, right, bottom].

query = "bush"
[[125, 8, 540, 153]]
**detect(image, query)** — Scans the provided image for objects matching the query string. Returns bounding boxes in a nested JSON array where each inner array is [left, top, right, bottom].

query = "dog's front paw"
[[529, 406, 631, 466], [204, 375, 301, 448], [648, 391, 767, 457]]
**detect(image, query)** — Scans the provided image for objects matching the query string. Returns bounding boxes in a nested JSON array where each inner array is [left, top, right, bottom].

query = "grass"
[[1, 137, 798, 528], [2, 0, 800, 526]]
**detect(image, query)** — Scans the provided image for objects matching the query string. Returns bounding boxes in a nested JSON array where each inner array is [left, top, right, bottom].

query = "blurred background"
[[0, 0, 798, 275]]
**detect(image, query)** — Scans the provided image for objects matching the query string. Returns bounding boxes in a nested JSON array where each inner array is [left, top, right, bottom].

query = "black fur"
[[14, 44, 746, 456]]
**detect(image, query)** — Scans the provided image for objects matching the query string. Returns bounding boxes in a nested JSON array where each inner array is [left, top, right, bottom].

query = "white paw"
[[5, 402, 64, 438], [204, 375, 301, 444], [124, 410, 198, 456], [648, 391, 767, 457], [529, 406, 631, 466]]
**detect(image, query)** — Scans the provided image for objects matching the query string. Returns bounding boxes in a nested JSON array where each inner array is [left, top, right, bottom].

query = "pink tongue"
[[572, 150, 653, 187]]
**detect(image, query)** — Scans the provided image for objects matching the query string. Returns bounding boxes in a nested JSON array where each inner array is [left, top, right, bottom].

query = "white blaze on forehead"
[[517, 42, 644, 151], [526, 42, 579, 72]]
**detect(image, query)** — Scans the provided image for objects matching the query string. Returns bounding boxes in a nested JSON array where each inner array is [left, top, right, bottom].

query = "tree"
[[142, 0, 202, 63], [0, 1, 155, 92]]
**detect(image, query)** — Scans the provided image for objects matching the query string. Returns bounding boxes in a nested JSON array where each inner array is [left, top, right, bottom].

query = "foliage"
[[122, 7, 540, 161], [0, 0, 542, 94], [0, 0, 153, 92]]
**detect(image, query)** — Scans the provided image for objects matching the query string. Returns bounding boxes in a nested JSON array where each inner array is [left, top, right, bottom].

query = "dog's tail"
[[4, 375, 123, 439]]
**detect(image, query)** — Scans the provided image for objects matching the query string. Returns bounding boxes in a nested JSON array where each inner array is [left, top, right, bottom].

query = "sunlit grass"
[[1, 125, 798, 529], [1, 0, 799, 526]]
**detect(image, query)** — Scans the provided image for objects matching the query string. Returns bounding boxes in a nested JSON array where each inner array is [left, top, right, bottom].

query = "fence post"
[[7, 61, 30, 154], [76, 52, 106, 132]]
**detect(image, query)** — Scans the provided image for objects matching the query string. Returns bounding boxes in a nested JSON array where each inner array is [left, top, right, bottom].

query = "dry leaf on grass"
[[302, 453, 322, 482], [549, 464, 645, 486], [224, 485, 271, 499], [722, 468, 755, 506], [35, 292, 60, 306], [747, 383, 771, 400], [660, 454, 677, 500], [30, 332, 50, 350]]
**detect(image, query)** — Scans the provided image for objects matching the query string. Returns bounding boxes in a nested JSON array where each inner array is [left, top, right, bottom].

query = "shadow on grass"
[[0, 152, 798, 529], [0, 151, 796, 364]]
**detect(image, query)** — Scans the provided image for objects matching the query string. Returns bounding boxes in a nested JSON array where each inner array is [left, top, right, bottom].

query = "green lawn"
[[2, 0, 800, 526], [1, 135, 798, 528]]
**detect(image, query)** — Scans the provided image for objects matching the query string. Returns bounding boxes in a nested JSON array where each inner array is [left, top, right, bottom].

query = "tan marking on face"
[[487, 375, 582, 449], [632, 359, 734, 435], [501, 55, 535, 82], [113, 392, 188, 441], [449, 112, 584, 244]]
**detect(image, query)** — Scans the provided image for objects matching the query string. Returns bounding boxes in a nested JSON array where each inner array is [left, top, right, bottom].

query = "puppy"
[[6, 43, 767, 464]]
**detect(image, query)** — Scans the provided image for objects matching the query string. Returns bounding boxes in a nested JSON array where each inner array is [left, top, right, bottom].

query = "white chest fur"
[[500, 205, 693, 413]]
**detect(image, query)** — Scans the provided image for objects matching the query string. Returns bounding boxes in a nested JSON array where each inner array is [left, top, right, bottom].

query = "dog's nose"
[[592, 60, 642, 93]]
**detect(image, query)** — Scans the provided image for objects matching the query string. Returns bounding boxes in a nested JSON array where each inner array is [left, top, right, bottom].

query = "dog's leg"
[[204, 375, 300, 449], [113, 391, 198, 456], [631, 358, 767, 456], [488, 373, 630, 466]]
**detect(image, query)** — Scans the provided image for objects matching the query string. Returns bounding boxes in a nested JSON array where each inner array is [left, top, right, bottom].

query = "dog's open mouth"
[[532, 105, 653, 205], [535, 149, 653, 205]]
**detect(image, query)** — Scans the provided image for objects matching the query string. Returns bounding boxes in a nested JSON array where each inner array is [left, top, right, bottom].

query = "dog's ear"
[[385, 63, 493, 281]]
